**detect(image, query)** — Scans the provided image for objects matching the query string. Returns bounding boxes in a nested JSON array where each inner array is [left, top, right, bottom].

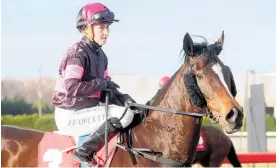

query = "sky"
[[1, 0, 276, 79]]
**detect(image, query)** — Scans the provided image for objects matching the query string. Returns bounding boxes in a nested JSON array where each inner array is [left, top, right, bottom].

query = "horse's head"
[[182, 31, 243, 134]]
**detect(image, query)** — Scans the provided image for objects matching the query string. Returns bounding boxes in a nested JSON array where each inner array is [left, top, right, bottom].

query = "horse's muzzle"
[[225, 107, 244, 133]]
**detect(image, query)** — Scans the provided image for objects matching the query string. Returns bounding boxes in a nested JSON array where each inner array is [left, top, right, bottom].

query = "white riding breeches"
[[54, 105, 134, 137]]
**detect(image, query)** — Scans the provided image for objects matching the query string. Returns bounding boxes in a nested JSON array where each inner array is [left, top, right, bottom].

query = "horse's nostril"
[[225, 107, 239, 123], [226, 109, 234, 119]]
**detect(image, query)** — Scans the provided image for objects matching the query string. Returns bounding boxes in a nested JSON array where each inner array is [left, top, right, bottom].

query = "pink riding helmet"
[[76, 3, 119, 32]]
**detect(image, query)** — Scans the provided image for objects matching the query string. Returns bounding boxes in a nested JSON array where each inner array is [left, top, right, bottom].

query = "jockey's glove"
[[124, 97, 137, 110], [100, 88, 115, 102], [102, 79, 120, 91]]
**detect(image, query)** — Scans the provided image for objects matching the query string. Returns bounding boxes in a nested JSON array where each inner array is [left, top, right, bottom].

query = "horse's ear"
[[216, 30, 224, 48], [183, 33, 195, 56], [213, 30, 224, 55]]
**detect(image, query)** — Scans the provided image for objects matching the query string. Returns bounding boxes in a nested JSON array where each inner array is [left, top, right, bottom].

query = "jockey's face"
[[91, 23, 110, 46]]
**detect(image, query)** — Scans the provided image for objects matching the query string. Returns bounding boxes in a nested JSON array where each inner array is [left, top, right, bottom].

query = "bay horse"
[[193, 126, 242, 167], [1, 31, 243, 167]]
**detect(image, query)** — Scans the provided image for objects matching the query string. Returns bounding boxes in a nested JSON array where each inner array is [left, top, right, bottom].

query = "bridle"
[[186, 52, 222, 124]]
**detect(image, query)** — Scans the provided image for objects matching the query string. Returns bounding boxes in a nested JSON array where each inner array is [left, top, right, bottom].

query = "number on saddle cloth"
[[38, 132, 80, 167]]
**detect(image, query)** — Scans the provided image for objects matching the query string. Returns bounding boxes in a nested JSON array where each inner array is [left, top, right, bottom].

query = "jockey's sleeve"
[[104, 56, 110, 79], [63, 55, 107, 98]]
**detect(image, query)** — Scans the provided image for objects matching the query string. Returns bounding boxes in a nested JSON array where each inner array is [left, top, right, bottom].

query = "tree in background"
[[1, 76, 56, 115], [1, 98, 35, 115], [24, 76, 56, 106], [1, 78, 27, 100]]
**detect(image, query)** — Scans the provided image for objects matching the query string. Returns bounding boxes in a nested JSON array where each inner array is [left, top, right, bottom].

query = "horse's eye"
[[196, 74, 203, 80]]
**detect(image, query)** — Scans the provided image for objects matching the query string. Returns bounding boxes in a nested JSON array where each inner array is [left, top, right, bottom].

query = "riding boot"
[[72, 117, 122, 166]]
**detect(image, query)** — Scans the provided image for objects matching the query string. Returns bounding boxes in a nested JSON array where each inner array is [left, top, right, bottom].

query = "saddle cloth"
[[38, 131, 206, 167], [37, 131, 119, 167]]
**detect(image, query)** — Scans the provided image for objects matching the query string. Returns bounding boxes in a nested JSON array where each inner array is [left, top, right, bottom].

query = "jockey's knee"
[[120, 108, 134, 128], [109, 106, 134, 129]]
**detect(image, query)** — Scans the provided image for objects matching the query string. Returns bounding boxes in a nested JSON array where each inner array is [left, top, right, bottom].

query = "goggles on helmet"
[[88, 11, 119, 25]]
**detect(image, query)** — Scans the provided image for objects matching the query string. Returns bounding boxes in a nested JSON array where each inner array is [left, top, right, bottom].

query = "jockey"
[[52, 3, 137, 165]]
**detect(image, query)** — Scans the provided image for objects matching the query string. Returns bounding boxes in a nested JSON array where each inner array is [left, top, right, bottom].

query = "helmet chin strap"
[[83, 26, 102, 48], [92, 40, 102, 49]]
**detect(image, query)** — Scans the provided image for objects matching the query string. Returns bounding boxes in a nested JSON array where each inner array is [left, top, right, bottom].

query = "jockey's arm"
[[63, 55, 107, 98]]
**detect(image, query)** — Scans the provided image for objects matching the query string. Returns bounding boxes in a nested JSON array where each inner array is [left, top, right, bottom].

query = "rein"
[[128, 102, 208, 117]]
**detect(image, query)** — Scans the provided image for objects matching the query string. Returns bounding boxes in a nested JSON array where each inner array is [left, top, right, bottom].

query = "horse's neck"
[[154, 65, 192, 110], [131, 65, 202, 163]]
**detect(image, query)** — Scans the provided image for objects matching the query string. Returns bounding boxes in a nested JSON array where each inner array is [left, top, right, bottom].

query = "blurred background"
[[1, 0, 276, 167]]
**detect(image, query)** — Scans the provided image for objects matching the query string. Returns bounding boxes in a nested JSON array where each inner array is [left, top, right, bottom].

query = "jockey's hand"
[[100, 88, 115, 103], [103, 79, 120, 91], [124, 97, 137, 110]]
